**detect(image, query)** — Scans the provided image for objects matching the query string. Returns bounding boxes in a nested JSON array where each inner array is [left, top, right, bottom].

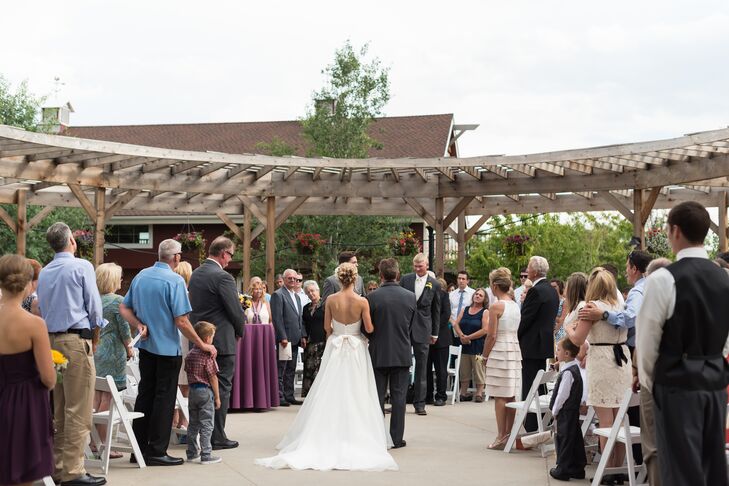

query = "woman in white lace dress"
[[256, 263, 397, 471], [566, 267, 629, 470], [483, 267, 522, 450]]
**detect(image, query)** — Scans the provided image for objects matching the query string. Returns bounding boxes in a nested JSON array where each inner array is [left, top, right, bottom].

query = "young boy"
[[549, 337, 586, 481], [185, 321, 222, 465]]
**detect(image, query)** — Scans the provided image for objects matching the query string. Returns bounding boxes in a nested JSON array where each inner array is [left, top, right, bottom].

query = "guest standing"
[[453, 288, 489, 402], [400, 253, 441, 415], [301, 280, 325, 397], [0, 255, 56, 486], [637, 201, 729, 486], [21, 258, 42, 316], [188, 236, 245, 450], [449, 271, 475, 345], [321, 251, 365, 301], [271, 268, 307, 406], [172, 261, 193, 432], [37, 222, 106, 486], [92, 263, 132, 458], [246, 277, 272, 324], [550, 279, 565, 342], [566, 267, 629, 474], [517, 256, 559, 432], [120, 239, 217, 465], [426, 277, 451, 406], [483, 268, 522, 449]]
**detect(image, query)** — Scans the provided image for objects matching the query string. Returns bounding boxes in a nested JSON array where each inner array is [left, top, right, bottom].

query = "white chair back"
[[503, 369, 558, 454]]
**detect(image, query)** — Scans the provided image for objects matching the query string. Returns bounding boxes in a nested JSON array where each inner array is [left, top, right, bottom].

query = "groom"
[[366, 258, 416, 449]]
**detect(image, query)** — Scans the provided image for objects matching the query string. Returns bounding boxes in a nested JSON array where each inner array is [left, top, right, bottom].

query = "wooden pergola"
[[1, 124, 728, 288]]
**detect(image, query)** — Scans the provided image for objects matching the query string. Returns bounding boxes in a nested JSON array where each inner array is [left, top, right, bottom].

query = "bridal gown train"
[[255, 319, 398, 471]]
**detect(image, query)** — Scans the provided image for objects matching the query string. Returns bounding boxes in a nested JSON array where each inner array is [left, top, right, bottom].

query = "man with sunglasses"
[[188, 236, 245, 450], [513, 267, 528, 309]]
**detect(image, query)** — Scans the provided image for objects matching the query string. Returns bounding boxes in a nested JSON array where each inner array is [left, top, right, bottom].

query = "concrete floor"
[[99, 400, 595, 486]]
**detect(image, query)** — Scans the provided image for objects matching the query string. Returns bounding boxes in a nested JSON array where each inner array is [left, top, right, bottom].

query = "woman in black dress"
[[301, 280, 326, 397]]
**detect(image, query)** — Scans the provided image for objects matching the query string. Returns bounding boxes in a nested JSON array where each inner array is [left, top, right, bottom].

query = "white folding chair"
[[504, 369, 558, 455], [87, 375, 146, 474], [169, 386, 190, 445], [590, 390, 646, 486], [446, 345, 463, 405], [294, 351, 304, 393]]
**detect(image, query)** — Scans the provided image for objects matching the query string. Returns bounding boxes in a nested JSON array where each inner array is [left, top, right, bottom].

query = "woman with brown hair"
[[483, 267, 522, 450], [566, 267, 630, 473], [453, 288, 489, 402]]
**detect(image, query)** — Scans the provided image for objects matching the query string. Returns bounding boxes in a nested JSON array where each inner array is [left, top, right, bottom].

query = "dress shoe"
[[434, 398, 446, 406], [279, 400, 290, 407], [392, 440, 407, 449], [60, 474, 107, 486], [549, 467, 570, 481], [414, 408, 427, 416], [129, 454, 138, 464], [288, 399, 303, 405], [569, 470, 586, 480], [145, 454, 184, 466], [211, 439, 239, 450]]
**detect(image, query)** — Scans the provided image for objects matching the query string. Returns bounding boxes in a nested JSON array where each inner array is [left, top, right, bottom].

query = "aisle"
[[101, 399, 571, 486]]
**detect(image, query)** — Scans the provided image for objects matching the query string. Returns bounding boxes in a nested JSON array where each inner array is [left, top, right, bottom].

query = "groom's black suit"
[[366, 282, 415, 447]]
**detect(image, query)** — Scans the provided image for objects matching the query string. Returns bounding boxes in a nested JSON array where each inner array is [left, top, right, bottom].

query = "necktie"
[[457, 290, 465, 317]]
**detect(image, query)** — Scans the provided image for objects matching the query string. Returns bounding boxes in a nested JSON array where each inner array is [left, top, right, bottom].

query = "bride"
[[256, 263, 398, 471]]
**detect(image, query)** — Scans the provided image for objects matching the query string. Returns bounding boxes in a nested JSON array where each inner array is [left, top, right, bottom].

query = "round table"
[[230, 323, 280, 410]]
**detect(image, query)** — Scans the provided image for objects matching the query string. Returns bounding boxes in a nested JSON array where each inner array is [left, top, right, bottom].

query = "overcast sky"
[[4, 1, 729, 158]]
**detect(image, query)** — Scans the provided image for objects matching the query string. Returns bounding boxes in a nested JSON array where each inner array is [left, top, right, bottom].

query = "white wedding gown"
[[255, 319, 398, 471]]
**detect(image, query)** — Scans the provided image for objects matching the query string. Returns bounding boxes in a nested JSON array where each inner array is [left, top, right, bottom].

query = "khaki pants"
[[49, 333, 95, 482], [459, 354, 486, 386], [640, 388, 660, 486]]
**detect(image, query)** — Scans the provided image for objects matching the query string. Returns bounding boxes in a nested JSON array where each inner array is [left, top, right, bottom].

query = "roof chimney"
[[41, 102, 74, 133]]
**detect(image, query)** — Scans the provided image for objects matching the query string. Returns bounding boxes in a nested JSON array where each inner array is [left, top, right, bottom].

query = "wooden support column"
[[456, 212, 466, 272], [94, 188, 106, 267], [633, 189, 645, 250], [720, 192, 728, 252], [434, 197, 444, 277], [266, 197, 276, 292], [16, 189, 27, 256], [243, 209, 252, 289]]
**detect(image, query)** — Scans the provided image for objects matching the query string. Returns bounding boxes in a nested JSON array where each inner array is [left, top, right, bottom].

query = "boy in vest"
[[549, 337, 586, 481], [185, 321, 222, 465]]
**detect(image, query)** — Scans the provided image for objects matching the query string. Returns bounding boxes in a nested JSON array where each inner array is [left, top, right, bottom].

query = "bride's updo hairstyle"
[[0, 254, 34, 295], [337, 262, 358, 288], [489, 267, 513, 294]]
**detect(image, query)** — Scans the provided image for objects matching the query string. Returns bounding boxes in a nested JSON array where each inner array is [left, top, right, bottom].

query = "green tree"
[[255, 137, 297, 157], [301, 41, 390, 158], [0, 75, 45, 131], [466, 214, 634, 289]]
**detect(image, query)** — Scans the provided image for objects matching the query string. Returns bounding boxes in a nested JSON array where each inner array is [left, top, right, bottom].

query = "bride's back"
[[327, 291, 365, 324]]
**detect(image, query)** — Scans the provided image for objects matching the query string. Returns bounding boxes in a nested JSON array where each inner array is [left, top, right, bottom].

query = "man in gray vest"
[[321, 251, 364, 301], [637, 201, 729, 486]]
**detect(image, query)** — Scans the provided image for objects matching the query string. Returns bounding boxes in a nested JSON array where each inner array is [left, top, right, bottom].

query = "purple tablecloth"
[[230, 323, 280, 410]]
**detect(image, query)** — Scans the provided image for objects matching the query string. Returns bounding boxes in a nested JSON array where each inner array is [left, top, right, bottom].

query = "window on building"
[[105, 225, 152, 248]]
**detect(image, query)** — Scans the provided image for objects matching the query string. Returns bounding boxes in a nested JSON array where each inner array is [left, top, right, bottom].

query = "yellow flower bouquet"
[[52, 349, 68, 383]]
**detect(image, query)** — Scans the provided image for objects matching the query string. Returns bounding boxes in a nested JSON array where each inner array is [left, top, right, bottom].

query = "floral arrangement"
[[174, 231, 206, 251], [291, 232, 327, 254], [504, 233, 531, 256], [72, 229, 94, 261], [645, 226, 671, 257], [239, 292, 252, 310], [390, 231, 421, 255], [52, 349, 68, 384]]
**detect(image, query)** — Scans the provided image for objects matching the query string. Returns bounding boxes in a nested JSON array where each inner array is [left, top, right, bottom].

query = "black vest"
[[654, 257, 729, 390], [549, 364, 583, 412]]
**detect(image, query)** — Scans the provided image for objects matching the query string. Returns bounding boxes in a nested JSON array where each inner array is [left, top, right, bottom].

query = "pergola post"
[[266, 197, 276, 292], [434, 197, 444, 277], [456, 212, 466, 272], [94, 188, 106, 266], [243, 209, 252, 290], [633, 189, 646, 250], [719, 191, 728, 252], [16, 189, 27, 256]]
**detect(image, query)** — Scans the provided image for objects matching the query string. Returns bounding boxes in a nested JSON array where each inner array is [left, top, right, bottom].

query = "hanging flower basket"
[[645, 226, 671, 257], [504, 234, 530, 256], [73, 229, 94, 261], [390, 231, 421, 256], [174, 231, 206, 262], [291, 233, 327, 254]]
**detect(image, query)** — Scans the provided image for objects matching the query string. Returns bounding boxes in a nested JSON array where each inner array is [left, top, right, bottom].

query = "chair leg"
[[504, 404, 528, 453], [124, 418, 146, 469], [591, 434, 616, 486]]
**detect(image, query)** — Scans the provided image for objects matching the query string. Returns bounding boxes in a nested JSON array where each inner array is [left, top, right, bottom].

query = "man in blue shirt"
[[37, 222, 106, 486], [120, 239, 217, 466]]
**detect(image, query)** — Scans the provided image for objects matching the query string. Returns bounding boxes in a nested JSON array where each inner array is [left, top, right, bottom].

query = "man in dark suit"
[[427, 278, 452, 406], [400, 253, 441, 415], [270, 268, 307, 406], [321, 251, 365, 301], [517, 255, 559, 432], [188, 236, 245, 450], [367, 258, 415, 448]]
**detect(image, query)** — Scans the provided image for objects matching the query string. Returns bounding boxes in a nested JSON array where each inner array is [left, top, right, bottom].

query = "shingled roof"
[[65, 113, 455, 159]]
